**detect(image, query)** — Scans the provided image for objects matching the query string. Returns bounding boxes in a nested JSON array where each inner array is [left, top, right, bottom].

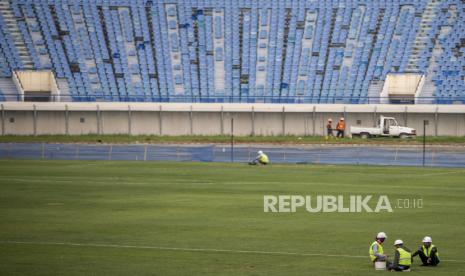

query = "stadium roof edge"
[[1, 103, 464, 114]]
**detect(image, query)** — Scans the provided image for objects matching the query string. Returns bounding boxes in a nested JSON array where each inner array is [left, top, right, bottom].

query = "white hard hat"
[[376, 232, 387, 239], [422, 236, 432, 243], [340, 117, 344, 121], [394, 239, 404, 246], [328, 118, 332, 122], [258, 150, 263, 155]]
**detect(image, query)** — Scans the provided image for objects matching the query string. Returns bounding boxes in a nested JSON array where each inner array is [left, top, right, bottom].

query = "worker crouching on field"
[[412, 236, 440, 266], [389, 240, 412, 272], [369, 232, 389, 263], [326, 118, 334, 139], [249, 150, 269, 165], [336, 117, 345, 138]]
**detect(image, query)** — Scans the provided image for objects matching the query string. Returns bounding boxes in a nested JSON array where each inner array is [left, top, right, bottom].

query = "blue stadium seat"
[[0, 0, 464, 103]]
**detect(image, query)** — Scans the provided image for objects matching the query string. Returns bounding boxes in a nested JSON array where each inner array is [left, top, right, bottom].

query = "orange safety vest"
[[336, 121, 345, 130]]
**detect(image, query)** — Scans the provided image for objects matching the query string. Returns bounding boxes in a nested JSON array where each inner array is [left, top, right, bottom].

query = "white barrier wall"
[[1, 103, 464, 136], [13, 70, 61, 101], [384, 73, 423, 96], [380, 73, 424, 104], [16, 71, 52, 92]]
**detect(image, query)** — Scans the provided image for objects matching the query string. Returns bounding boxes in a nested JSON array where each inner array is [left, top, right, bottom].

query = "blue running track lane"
[[0, 143, 464, 168]]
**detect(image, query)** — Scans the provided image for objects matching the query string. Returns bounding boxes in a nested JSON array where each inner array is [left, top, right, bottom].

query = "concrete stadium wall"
[[384, 73, 422, 96], [16, 70, 53, 92], [1, 103, 464, 136]]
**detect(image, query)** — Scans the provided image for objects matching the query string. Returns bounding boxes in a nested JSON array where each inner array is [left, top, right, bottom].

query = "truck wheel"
[[360, 133, 370, 139], [399, 133, 409, 139]]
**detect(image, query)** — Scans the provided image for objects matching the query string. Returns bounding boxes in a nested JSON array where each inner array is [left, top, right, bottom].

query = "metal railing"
[[1, 93, 465, 104], [0, 143, 464, 168]]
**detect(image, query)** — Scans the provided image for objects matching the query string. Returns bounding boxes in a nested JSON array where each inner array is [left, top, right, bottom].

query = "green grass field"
[[1, 160, 465, 275]]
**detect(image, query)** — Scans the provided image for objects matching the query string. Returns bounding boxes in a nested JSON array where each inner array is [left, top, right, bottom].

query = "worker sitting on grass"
[[412, 236, 440, 266], [389, 240, 412, 272], [249, 151, 269, 165], [369, 232, 389, 264]]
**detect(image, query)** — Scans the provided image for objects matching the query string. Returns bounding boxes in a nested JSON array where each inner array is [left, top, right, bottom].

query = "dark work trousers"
[[418, 251, 440, 266]]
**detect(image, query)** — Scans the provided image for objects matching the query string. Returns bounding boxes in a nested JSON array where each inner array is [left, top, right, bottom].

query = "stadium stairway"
[[419, 43, 442, 103], [56, 78, 72, 101], [367, 80, 384, 103], [416, 43, 442, 104], [407, 0, 440, 72], [415, 2, 445, 104], [0, 1, 33, 69], [0, 77, 19, 101]]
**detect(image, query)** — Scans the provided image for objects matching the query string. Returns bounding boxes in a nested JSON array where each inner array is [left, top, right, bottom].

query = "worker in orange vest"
[[336, 117, 345, 138]]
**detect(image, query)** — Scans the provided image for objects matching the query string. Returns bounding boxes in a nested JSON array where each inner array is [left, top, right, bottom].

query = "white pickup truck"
[[350, 116, 416, 139]]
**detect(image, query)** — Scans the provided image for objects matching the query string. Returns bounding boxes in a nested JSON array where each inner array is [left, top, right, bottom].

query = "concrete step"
[[0, 78, 20, 100], [0, 2, 34, 67], [407, 0, 441, 71], [56, 78, 72, 101]]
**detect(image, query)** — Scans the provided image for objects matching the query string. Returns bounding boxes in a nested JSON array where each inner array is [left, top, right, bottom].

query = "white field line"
[[2, 168, 464, 183], [1, 240, 464, 263], [4, 173, 464, 185], [3, 177, 465, 191], [416, 170, 465, 177], [0, 177, 211, 185]]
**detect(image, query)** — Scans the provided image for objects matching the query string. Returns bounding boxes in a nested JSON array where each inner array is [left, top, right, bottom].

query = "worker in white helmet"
[[249, 150, 269, 165], [336, 117, 345, 138], [388, 239, 412, 271], [369, 232, 389, 263], [326, 118, 334, 139], [412, 236, 440, 266]]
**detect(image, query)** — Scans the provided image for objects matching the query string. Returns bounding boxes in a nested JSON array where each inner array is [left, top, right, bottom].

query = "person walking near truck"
[[326, 118, 334, 139], [336, 117, 345, 138]]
